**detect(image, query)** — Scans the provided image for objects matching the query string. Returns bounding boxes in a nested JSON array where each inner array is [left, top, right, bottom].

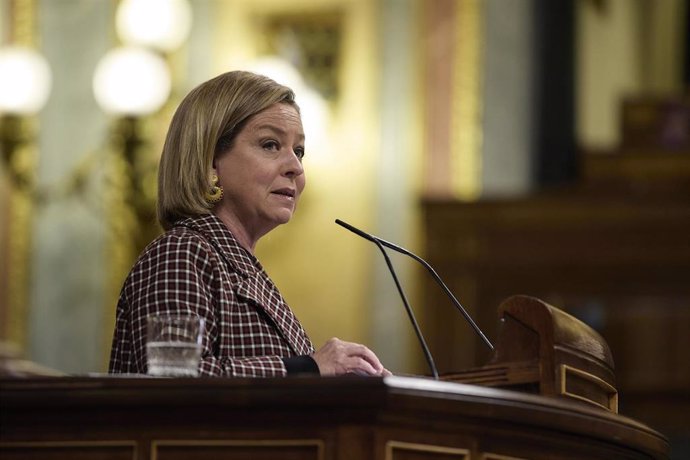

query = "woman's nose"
[[283, 151, 304, 177]]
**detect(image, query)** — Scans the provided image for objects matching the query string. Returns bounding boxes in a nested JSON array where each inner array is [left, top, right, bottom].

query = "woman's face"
[[213, 102, 306, 242]]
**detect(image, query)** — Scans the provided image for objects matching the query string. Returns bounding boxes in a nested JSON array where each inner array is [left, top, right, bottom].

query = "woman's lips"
[[272, 188, 294, 196], [271, 188, 296, 200]]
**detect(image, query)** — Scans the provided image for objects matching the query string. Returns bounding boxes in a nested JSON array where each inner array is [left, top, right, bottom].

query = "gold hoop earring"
[[205, 174, 224, 204]]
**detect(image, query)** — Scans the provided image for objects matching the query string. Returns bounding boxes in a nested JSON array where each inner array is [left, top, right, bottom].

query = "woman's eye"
[[263, 140, 279, 151], [294, 147, 305, 160]]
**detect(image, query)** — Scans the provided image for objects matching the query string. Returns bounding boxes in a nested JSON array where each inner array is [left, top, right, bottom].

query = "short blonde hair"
[[157, 71, 297, 230]]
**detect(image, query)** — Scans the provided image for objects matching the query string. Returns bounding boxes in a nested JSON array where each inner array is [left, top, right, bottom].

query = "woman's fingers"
[[351, 343, 385, 373], [348, 356, 379, 375], [311, 338, 389, 376]]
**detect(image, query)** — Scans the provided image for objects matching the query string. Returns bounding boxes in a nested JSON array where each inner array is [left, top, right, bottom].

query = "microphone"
[[336, 219, 439, 379], [335, 219, 494, 357]]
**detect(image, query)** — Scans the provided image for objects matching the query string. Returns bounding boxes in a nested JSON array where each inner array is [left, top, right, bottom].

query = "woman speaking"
[[109, 71, 389, 378]]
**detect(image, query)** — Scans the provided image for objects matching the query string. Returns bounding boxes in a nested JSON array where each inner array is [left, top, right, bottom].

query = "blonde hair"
[[157, 71, 297, 230]]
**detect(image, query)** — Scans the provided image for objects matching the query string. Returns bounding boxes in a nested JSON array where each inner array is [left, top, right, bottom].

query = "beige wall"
[[576, 0, 687, 151]]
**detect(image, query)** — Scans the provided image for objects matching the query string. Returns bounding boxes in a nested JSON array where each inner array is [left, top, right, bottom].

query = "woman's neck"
[[212, 208, 265, 254]]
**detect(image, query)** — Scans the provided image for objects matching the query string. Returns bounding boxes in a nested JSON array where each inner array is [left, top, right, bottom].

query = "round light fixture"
[[116, 0, 192, 53], [0, 46, 52, 115], [93, 46, 171, 116]]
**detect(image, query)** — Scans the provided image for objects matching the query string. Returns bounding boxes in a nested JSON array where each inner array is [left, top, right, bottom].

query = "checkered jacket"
[[108, 214, 315, 377]]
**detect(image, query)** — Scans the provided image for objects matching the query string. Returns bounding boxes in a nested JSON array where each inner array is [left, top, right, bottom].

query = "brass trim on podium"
[[385, 440, 470, 459], [0, 440, 138, 460], [150, 439, 325, 460], [481, 453, 529, 460]]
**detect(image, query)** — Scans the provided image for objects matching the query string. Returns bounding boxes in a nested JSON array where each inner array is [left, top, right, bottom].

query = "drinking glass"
[[146, 315, 204, 377]]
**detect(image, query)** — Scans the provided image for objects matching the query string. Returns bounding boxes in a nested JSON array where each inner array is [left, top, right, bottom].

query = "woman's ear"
[[210, 154, 218, 175]]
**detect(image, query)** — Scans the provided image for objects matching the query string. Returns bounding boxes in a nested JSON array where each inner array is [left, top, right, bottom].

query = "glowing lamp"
[[0, 46, 52, 115], [116, 0, 192, 53], [93, 46, 171, 116]]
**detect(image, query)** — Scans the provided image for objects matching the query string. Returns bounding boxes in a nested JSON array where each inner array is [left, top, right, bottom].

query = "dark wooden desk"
[[0, 375, 669, 459]]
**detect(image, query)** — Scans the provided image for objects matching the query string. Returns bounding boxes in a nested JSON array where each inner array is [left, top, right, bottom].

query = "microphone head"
[[335, 219, 376, 243]]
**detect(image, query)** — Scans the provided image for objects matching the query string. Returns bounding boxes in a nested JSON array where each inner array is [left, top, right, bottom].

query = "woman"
[[109, 71, 389, 377]]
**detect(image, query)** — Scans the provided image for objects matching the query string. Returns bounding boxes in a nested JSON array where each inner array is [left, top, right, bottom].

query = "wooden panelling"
[[385, 441, 469, 460], [422, 167, 690, 456], [422, 191, 690, 377], [0, 441, 136, 460], [0, 376, 670, 460], [481, 455, 527, 460], [152, 439, 324, 460]]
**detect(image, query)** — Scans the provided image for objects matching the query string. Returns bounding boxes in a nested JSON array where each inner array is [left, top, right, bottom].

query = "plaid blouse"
[[108, 214, 315, 377]]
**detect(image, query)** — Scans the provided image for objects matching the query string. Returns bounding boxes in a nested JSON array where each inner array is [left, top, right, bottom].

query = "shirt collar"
[[175, 214, 263, 277]]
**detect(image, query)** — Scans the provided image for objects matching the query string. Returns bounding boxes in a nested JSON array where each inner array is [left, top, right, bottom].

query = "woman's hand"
[[311, 337, 392, 377]]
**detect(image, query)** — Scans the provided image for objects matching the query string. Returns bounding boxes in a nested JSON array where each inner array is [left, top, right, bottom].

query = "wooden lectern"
[[0, 375, 669, 459], [445, 295, 619, 413], [0, 296, 670, 459]]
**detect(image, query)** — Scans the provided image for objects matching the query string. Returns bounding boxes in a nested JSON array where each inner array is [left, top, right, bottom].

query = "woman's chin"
[[269, 209, 295, 227]]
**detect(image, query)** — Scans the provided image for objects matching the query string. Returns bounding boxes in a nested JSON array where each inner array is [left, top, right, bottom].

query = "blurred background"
[[0, 0, 688, 457]]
